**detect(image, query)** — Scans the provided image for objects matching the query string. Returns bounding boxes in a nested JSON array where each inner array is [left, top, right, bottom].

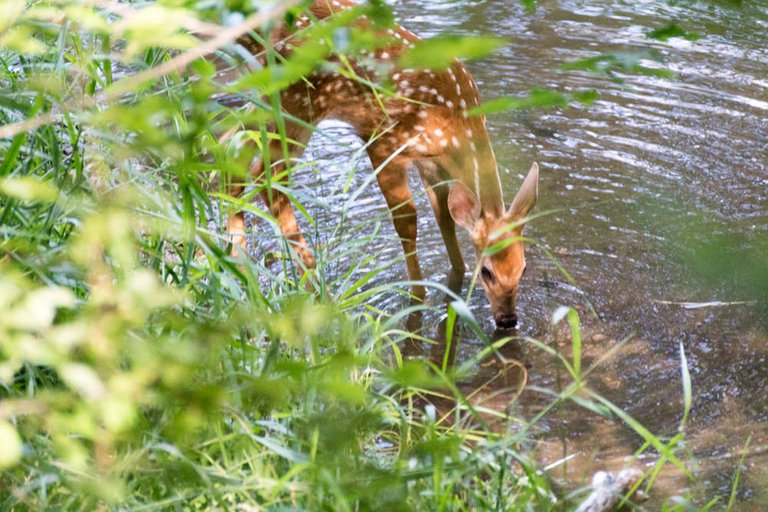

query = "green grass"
[[0, 1, 728, 510]]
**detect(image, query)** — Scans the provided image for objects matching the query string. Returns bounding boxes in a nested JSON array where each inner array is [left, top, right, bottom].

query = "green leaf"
[[0, 26, 46, 54], [63, 5, 110, 33], [561, 50, 675, 83], [399, 35, 505, 70], [384, 359, 440, 388], [470, 88, 568, 115], [60, 363, 106, 402], [0, 176, 59, 203], [0, 421, 22, 469], [0, 0, 24, 34], [646, 23, 700, 42], [120, 5, 199, 58], [232, 41, 330, 96], [551, 306, 581, 378], [571, 89, 599, 105], [727, 437, 751, 511], [569, 394, 612, 417]]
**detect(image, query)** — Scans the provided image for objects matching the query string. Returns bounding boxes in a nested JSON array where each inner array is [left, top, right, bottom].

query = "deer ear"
[[507, 162, 539, 221], [448, 181, 481, 230]]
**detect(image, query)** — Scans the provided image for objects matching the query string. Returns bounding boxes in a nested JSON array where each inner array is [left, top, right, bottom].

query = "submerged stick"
[[653, 300, 756, 309]]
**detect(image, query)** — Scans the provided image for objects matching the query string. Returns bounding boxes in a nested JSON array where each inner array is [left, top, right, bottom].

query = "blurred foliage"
[[399, 35, 506, 70], [469, 88, 598, 116], [561, 49, 676, 84], [646, 22, 701, 42]]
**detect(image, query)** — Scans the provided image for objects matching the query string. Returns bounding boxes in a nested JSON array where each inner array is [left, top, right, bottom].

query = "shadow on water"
[[240, 0, 768, 507]]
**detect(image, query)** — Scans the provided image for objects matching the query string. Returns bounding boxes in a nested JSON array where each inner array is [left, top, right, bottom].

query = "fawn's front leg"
[[414, 159, 465, 294]]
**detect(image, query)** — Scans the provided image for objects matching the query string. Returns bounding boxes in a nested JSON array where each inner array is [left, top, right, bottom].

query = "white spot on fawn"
[[414, 125, 425, 132], [459, 99, 467, 109], [418, 110, 428, 118], [446, 100, 454, 109], [451, 136, 460, 148], [434, 128, 444, 137]]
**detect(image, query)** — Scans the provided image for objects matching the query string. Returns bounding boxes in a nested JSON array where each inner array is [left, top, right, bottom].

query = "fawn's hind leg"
[[227, 125, 315, 270]]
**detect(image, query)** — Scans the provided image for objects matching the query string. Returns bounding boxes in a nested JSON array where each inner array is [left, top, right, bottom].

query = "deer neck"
[[435, 124, 505, 219]]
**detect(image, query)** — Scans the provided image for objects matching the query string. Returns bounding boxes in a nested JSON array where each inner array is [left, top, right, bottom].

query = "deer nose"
[[494, 313, 517, 329]]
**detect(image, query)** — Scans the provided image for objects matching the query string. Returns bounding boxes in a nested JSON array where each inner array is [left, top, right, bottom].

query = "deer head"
[[447, 162, 539, 328]]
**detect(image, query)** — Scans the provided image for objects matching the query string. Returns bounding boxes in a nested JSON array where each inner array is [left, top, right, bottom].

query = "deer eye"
[[481, 265, 494, 283]]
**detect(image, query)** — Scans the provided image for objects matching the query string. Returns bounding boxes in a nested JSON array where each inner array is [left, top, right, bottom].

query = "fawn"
[[227, 0, 539, 328]]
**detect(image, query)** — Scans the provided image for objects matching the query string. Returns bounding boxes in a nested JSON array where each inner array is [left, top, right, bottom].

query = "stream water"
[[244, 0, 768, 507]]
